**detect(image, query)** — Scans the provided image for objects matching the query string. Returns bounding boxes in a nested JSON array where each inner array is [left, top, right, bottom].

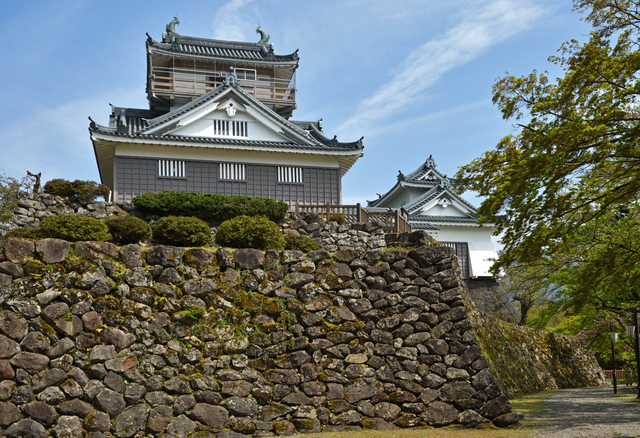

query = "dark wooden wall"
[[114, 156, 341, 205]]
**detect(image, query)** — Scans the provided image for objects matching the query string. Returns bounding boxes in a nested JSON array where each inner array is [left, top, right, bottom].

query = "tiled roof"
[[90, 123, 362, 152], [410, 223, 440, 230], [91, 82, 363, 153], [147, 35, 299, 63], [410, 214, 480, 224]]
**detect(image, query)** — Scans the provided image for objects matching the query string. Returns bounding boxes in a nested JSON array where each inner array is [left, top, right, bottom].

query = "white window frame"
[[277, 166, 304, 184], [218, 163, 246, 181], [213, 120, 248, 138], [158, 159, 186, 178]]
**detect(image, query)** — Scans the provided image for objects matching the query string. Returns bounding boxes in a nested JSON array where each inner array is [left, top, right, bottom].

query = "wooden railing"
[[295, 203, 412, 234], [604, 370, 627, 380], [150, 67, 296, 105]]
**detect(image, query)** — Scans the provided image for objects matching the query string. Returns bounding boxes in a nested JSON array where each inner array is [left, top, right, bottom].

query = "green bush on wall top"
[[38, 215, 111, 242], [105, 216, 152, 245], [132, 191, 289, 223], [152, 216, 212, 247], [284, 234, 320, 252], [43, 179, 111, 202], [216, 215, 285, 250]]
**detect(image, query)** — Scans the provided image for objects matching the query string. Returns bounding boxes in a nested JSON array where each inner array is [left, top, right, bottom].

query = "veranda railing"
[[294, 203, 412, 234]]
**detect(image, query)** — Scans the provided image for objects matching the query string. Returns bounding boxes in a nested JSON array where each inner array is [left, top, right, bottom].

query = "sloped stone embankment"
[[0, 233, 520, 437]]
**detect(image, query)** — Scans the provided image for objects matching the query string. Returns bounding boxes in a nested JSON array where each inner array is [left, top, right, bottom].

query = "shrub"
[[38, 215, 111, 242], [152, 216, 212, 247], [328, 213, 346, 224], [132, 191, 289, 223], [284, 234, 320, 252], [105, 216, 152, 245], [215, 215, 284, 250], [44, 179, 110, 202], [4, 227, 42, 239]]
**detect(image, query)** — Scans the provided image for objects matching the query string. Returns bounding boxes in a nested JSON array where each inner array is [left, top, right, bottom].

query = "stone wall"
[[0, 236, 524, 437], [468, 310, 608, 398], [8, 192, 127, 230]]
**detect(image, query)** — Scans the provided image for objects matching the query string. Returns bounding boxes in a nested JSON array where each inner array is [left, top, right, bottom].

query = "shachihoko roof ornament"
[[256, 25, 270, 45], [166, 17, 180, 37]]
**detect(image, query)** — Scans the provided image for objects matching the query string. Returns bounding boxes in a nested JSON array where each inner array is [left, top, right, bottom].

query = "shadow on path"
[[524, 386, 640, 437]]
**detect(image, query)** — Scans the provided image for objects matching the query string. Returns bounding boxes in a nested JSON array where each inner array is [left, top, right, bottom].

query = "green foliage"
[[328, 213, 345, 224], [132, 191, 288, 223], [152, 216, 211, 247], [43, 179, 109, 202], [501, 264, 559, 326], [178, 306, 206, 321], [284, 234, 320, 253], [456, 1, 640, 273], [38, 215, 111, 242], [0, 170, 29, 230], [105, 216, 152, 245], [454, 2, 640, 332], [4, 227, 41, 239], [215, 215, 284, 250]]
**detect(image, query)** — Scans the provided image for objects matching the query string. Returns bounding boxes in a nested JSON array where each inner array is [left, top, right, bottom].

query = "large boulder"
[[35, 239, 70, 264]]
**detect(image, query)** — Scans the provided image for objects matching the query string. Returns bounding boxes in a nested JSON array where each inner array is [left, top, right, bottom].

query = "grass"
[[287, 391, 562, 438], [289, 427, 532, 438]]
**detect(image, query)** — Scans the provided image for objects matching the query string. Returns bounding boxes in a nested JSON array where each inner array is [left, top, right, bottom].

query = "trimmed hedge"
[[215, 215, 284, 250], [284, 234, 320, 252], [132, 191, 289, 223], [43, 179, 110, 202], [38, 215, 111, 242], [152, 216, 212, 247], [105, 216, 152, 245]]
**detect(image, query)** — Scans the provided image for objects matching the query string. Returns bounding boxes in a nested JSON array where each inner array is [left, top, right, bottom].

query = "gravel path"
[[527, 386, 640, 437]]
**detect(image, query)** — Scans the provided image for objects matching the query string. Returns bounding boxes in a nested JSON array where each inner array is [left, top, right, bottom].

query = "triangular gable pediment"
[[140, 85, 314, 145], [406, 187, 477, 218]]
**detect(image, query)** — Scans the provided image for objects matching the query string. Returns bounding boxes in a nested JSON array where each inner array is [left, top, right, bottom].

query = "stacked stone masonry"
[[0, 231, 526, 437], [8, 193, 128, 231]]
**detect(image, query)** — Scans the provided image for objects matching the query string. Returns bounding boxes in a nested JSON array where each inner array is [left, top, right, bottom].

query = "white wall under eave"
[[433, 225, 498, 277], [418, 204, 468, 217], [114, 143, 341, 168]]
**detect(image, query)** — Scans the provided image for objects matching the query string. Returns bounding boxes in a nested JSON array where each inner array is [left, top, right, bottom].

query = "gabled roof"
[[91, 76, 363, 152], [89, 72, 364, 186], [365, 155, 502, 230], [146, 34, 299, 65]]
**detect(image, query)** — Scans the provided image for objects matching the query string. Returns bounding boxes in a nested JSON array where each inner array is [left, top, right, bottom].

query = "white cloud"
[[338, 0, 547, 136], [212, 0, 256, 41]]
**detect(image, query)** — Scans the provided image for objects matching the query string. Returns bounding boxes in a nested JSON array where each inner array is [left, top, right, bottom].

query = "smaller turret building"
[[367, 155, 500, 278]]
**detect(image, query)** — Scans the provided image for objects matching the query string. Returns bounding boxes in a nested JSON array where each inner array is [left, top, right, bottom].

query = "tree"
[[0, 171, 29, 230], [501, 263, 559, 326], [456, 0, 640, 277]]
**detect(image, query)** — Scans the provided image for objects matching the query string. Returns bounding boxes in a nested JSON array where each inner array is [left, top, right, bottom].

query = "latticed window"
[[277, 166, 303, 184], [158, 160, 186, 178], [213, 120, 248, 137], [219, 163, 246, 180], [442, 242, 470, 278]]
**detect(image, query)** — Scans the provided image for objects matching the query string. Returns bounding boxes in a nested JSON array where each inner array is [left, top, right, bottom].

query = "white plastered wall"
[[433, 225, 497, 277], [171, 110, 287, 143], [114, 143, 341, 168]]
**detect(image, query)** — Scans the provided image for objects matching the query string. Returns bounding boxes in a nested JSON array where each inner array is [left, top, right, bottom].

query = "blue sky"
[[0, 0, 592, 206]]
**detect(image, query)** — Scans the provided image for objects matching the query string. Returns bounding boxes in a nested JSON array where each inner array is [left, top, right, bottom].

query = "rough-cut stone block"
[[6, 419, 47, 438], [112, 405, 150, 438], [74, 241, 118, 260], [4, 238, 35, 264], [52, 415, 84, 438], [234, 248, 264, 271], [10, 352, 49, 373], [146, 245, 185, 267], [119, 244, 143, 268], [0, 311, 28, 341], [23, 401, 59, 426], [35, 239, 70, 264]]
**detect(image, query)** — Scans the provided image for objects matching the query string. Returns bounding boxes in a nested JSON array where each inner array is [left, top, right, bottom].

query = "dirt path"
[[514, 386, 640, 437]]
